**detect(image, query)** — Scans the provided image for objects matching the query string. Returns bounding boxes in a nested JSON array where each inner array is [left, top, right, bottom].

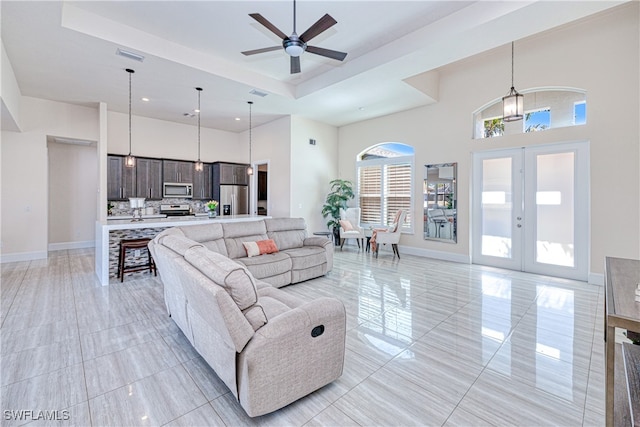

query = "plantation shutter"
[[384, 163, 412, 228], [358, 166, 381, 224]]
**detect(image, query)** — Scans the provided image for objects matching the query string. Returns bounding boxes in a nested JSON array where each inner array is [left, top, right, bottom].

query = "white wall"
[[1, 41, 22, 131], [247, 116, 292, 219], [48, 141, 97, 249], [1, 97, 100, 261], [338, 3, 640, 276], [290, 116, 339, 232], [107, 111, 241, 161]]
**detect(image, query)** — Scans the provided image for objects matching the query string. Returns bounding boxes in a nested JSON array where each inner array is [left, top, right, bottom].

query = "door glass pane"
[[481, 158, 513, 258], [535, 152, 575, 267]]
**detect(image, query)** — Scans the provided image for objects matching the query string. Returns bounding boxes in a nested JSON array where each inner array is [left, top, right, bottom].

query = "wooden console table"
[[605, 257, 640, 426]]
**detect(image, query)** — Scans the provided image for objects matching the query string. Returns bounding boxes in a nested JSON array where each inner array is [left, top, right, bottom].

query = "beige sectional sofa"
[[162, 218, 333, 287], [148, 218, 345, 417]]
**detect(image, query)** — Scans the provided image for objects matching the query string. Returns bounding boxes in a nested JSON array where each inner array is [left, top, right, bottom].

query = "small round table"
[[313, 231, 332, 240]]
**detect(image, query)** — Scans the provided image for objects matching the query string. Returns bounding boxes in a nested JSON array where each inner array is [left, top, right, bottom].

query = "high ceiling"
[[1, 1, 625, 133]]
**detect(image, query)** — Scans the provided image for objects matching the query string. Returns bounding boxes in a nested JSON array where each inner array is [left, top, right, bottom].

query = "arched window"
[[473, 88, 587, 139], [357, 143, 414, 231]]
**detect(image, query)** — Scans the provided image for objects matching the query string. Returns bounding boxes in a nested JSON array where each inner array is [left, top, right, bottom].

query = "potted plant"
[[206, 200, 219, 217], [321, 179, 355, 245]]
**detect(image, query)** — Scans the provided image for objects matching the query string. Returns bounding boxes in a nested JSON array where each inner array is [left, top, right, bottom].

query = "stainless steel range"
[[159, 204, 191, 216]]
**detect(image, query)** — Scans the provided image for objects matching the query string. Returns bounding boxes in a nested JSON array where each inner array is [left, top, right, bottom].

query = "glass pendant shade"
[[502, 42, 524, 123], [247, 166, 254, 175], [124, 154, 136, 168], [194, 161, 203, 172], [502, 87, 524, 122]]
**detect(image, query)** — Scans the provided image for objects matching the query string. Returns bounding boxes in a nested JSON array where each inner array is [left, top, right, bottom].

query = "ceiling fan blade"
[[299, 14, 337, 43], [249, 13, 288, 40], [291, 56, 301, 74], [306, 45, 347, 61], [241, 46, 282, 56]]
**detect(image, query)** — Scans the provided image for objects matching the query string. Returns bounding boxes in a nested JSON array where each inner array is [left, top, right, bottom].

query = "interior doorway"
[[471, 142, 589, 281], [252, 161, 269, 216], [47, 136, 98, 251]]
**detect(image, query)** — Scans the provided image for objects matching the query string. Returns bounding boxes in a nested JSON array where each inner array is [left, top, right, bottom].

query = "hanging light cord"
[[197, 88, 201, 161], [128, 69, 133, 155], [510, 41, 515, 89], [248, 101, 253, 164]]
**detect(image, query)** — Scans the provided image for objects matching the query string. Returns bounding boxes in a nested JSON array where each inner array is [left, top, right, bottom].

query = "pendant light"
[[247, 101, 254, 175], [124, 68, 136, 168], [194, 87, 204, 172], [502, 42, 524, 122]]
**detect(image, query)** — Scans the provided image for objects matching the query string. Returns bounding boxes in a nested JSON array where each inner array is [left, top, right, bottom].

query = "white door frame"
[[472, 141, 589, 281]]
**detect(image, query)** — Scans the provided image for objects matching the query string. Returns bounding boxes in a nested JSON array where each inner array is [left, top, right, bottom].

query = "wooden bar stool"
[[118, 238, 156, 282]]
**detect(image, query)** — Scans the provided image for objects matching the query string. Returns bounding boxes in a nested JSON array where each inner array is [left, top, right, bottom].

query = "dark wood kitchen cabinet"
[[107, 155, 136, 200], [213, 162, 249, 186], [162, 160, 193, 184], [136, 158, 163, 199], [193, 163, 212, 200]]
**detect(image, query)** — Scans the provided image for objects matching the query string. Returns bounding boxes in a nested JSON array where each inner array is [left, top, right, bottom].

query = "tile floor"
[[1, 247, 606, 426]]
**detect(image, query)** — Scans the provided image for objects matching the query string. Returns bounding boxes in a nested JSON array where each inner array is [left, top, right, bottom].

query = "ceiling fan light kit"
[[242, 0, 347, 74]]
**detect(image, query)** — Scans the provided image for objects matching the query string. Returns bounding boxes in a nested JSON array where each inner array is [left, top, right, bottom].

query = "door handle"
[[517, 216, 522, 220], [517, 224, 522, 228]]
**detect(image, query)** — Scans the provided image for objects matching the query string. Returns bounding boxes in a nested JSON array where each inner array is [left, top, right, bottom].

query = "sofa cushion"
[[176, 223, 228, 257], [242, 304, 268, 331], [184, 246, 258, 311], [285, 246, 327, 270], [222, 221, 269, 259], [243, 239, 279, 257], [266, 218, 307, 251], [162, 235, 204, 255], [235, 252, 292, 280]]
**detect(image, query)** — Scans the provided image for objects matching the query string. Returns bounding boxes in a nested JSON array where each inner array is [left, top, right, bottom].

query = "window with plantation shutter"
[[357, 143, 414, 231]]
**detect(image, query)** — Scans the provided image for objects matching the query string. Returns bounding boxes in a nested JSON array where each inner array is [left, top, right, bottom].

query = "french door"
[[472, 142, 589, 281]]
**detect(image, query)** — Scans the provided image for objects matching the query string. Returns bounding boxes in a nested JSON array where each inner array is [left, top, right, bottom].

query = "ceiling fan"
[[241, 0, 347, 74]]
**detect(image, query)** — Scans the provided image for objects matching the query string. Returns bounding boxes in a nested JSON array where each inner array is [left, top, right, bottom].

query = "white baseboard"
[[398, 245, 471, 264], [48, 240, 95, 251], [588, 272, 604, 286], [0, 250, 48, 263]]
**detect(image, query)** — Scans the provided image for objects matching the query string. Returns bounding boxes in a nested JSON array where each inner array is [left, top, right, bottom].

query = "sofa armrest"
[[237, 297, 346, 416], [255, 297, 345, 339], [303, 236, 331, 248]]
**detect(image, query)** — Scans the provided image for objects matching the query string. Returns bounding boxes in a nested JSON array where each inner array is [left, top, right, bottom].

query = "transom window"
[[357, 143, 414, 231], [474, 88, 587, 139]]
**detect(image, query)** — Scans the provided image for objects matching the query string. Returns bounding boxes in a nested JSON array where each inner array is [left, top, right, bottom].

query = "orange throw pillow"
[[243, 239, 279, 257]]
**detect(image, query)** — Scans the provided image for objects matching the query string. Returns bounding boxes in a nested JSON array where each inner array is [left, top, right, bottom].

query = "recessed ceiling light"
[[141, 97, 149, 102], [358, 107, 365, 111], [194, 109, 200, 113], [235, 117, 241, 121], [116, 48, 145, 62]]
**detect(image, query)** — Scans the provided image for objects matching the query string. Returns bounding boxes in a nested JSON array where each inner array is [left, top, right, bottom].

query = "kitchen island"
[[95, 214, 268, 285]]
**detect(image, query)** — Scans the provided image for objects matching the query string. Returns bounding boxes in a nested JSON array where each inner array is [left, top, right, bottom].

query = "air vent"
[[249, 89, 268, 98], [116, 48, 145, 62]]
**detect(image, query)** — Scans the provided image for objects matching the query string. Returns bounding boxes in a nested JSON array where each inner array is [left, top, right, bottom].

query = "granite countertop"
[[100, 214, 268, 230]]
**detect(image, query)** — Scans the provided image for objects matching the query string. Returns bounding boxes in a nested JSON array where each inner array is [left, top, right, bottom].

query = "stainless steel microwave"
[[163, 182, 193, 198]]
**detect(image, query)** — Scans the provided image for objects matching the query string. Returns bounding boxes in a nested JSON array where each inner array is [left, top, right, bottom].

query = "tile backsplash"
[[108, 199, 211, 216]]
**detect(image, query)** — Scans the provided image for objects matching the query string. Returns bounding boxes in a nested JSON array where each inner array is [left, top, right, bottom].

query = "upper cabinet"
[[136, 158, 163, 200], [214, 162, 249, 186], [193, 163, 213, 200], [163, 160, 193, 183], [107, 155, 136, 200]]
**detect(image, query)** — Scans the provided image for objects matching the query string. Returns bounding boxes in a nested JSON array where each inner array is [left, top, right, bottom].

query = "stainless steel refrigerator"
[[219, 185, 249, 216]]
